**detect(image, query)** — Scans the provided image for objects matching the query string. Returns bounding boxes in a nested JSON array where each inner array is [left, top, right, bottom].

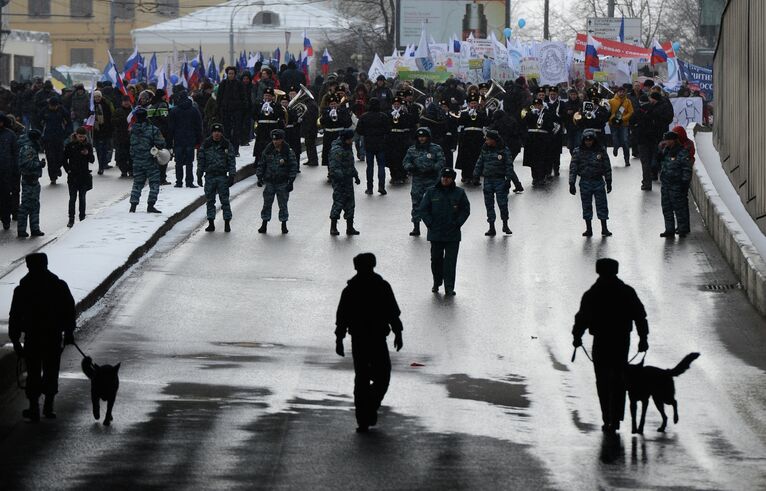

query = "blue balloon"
[[503, 27, 512, 38], [518, 18, 526, 28], [129, 78, 138, 85], [672, 41, 681, 52], [170, 74, 179, 84]]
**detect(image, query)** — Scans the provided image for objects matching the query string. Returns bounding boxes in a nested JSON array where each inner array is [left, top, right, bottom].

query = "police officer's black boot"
[[205, 219, 215, 232], [224, 220, 231, 233], [346, 219, 360, 236], [409, 221, 420, 236], [22, 398, 40, 423], [330, 219, 339, 236], [502, 220, 512, 235], [258, 220, 267, 233], [281, 221, 289, 234], [485, 221, 496, 236], [147, 204, 162, 213], [601, 219, 612, 237], [129, 203, 137, 213], [43, 395, 56, 419], [583, 220, 593, 237], [67, 217, 75, 228]]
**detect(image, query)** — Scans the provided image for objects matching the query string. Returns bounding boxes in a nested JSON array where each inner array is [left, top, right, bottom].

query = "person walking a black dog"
[[9, 253, 76, 422], [572, 258, 649, 434], [335, 253, 404, 433]]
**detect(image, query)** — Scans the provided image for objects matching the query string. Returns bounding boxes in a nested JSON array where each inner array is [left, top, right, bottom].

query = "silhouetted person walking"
[[335, 253, 403, 433], [572, 258, 648, 434], [9, 253, 76, 422]]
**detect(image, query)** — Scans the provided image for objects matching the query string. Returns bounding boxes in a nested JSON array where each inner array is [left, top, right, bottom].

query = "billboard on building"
[[397, 0, 510, 48], [586, 17, 642, 46]]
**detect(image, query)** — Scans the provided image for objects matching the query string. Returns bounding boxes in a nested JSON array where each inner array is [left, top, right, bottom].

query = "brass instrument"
[[469, 108, 478, 121], [391, 107, 402, 124], [274, 89, 286, 98], [330, 108, 338, 122], [520, 105, 533, 119], [482, 79, 507, 113], [287, 84, 315, 122], [410, 86, 426, 98]]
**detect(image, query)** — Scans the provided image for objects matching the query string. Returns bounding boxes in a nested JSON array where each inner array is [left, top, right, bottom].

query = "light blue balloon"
[[170, 74, 179, 84], [129, 78, 138, 85], [518, 18, 526, 29], [672, 41, 681, 52], [503, 27, 512, 38]]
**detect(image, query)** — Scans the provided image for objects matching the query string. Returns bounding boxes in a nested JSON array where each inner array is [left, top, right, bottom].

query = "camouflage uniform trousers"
[[579, 178, 609, 220], [330, 179, 355, 220], [205, 175, 232, 220], [660, 182, 690, 233], [483, 177, 510, 222], [410, 176, 436, 223], [17, 179, 41, 233], [261, 182, 290, 222], [130, 161, 161, 205]]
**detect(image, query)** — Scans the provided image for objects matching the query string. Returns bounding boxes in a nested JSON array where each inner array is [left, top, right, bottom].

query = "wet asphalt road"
[[1, 147, 766, 490]]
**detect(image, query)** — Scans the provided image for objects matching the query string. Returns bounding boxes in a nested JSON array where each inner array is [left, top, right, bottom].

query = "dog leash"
[[571, 345, 593, 363], [628, 350, 647, 364], [71, 341, 88, 359], [16, 341, 89, 390]]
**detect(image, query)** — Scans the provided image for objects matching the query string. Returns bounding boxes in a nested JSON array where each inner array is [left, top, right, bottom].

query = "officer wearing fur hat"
[[129, 107, 165, 214], [9, 253, 76, 422], [253, 87, 285, 164], [573, 87, 610, 147], [475, 129, 518, 236], [522, 97, 555, 187], [572, 258, 649, 434], [569, 129, 613, 237], [657, 131, 692, 238], [403, 127, 445, 236], [385, 96, 416, 185], [418, 167, 471, 296], [256, 128, 298, 234], [198, 122, 237, 232], [329, 129, 360, 235], [17, 129, 46, 237]]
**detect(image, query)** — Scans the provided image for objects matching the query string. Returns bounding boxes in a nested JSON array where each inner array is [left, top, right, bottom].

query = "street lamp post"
[[229, 1, 252, 66]]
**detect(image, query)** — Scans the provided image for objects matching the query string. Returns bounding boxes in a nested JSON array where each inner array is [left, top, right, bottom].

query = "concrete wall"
[[713, 0, 766, 234], [1, 30, 51, 83]]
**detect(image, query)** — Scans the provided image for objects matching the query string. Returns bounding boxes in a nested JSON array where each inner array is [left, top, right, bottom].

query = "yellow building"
[[5, 0, 211, 69]]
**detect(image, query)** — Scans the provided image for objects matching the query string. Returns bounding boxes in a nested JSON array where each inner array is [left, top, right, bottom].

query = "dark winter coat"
[[355, 111, 391, 153], [418, 180, 471, 242], [569, 141, 612, 186], [572, 276, 648, 339], [0, 127, 18, 174], [335, 272, 403, 339], [40, 107, 72, 144], [167, 98, 203, 148], [9, 269, 76, 349], [256, 142, 298, 184], [217, 78, 247, 113]]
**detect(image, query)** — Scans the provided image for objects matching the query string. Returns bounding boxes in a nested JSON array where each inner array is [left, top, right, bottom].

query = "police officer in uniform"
[[403, 127, 445, 237], [572, 258, 649, 434], [10, 253, 76, 422], [329, 129, 360, 236], [474, 129, 519, 236], [129, 107, 165, 214], [197, 122, 236, 232], [569, 129, 613, 237], [256, 128, 299, 234], [17, 129, 45, 237]]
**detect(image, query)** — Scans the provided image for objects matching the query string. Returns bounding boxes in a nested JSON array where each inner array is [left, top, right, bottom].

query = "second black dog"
[[81, 356, 120, 426], [626, 352, 700, 434]]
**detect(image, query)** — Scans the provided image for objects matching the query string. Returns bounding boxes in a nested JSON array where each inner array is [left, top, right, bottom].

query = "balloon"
[[518, 18, 526, 29], [129, 79, 138, 85], [503, 27, 512, 38], [672, 41, 681, 52], [170, 74, 179, 84]]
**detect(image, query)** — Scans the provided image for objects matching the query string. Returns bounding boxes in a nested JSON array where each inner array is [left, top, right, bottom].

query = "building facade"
[[5, 0, 210, 69], [0, 29, 51, 85]]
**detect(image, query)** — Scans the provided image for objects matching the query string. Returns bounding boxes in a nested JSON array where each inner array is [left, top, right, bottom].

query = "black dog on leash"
[[81, 356, 120, 426], [626, 352, 700, 434]]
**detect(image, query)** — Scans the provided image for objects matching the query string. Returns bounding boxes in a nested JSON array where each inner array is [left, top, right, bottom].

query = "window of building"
[[14, 55, 34, 82], [70, 48, 94, 66], [252, 11, 279, 26], [71, 0, 93, 17], [157, 0, 179, 17], [28, 0, 51, 18], [113, 0, 135, 20]]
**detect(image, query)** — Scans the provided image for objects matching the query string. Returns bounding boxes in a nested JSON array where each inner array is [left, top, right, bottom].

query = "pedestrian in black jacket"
[[0, 112, 19, 229], [63, 128, 94, 226], [300, 96, 319, 166], [355, 98, 392, 194], [112, 96, 133, 177], [216, 67, 246, 156], [93, 91, 114, 174], [40, 97, 71, 184], [335, 253, 404, 433], [168, 92, 203, 188], [632, 95, 657, 190]]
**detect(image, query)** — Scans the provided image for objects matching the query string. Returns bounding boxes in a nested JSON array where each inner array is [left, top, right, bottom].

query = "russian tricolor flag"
[[123, 47, 141, 81], [584, 34, 600, 80], [650, 39, 668, 65], [303, 30, 313, 58], [320, 48, 332, 75]]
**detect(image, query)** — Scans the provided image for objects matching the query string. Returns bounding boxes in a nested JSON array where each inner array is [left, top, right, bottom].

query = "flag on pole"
[[650, 39, 668, 65], [123, 46, 141, 81], [273, 47, 281, 68], [618, 17, 625, 43], [584, 34, 601, 80], [106, 50, 129, 99], [414, 26, 434, 71], [320, 48, 332, 75], [303, 30, 314, 58], [148, 53, 158, 82]]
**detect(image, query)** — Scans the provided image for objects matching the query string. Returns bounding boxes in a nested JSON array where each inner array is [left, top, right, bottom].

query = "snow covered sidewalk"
[[692, 128, 766, 316]]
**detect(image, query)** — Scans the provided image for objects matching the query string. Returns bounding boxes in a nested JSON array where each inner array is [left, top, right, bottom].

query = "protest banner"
[[670, 97, 704, 129], [679, 60, 714, 100], [537, 42, 569, 86]]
